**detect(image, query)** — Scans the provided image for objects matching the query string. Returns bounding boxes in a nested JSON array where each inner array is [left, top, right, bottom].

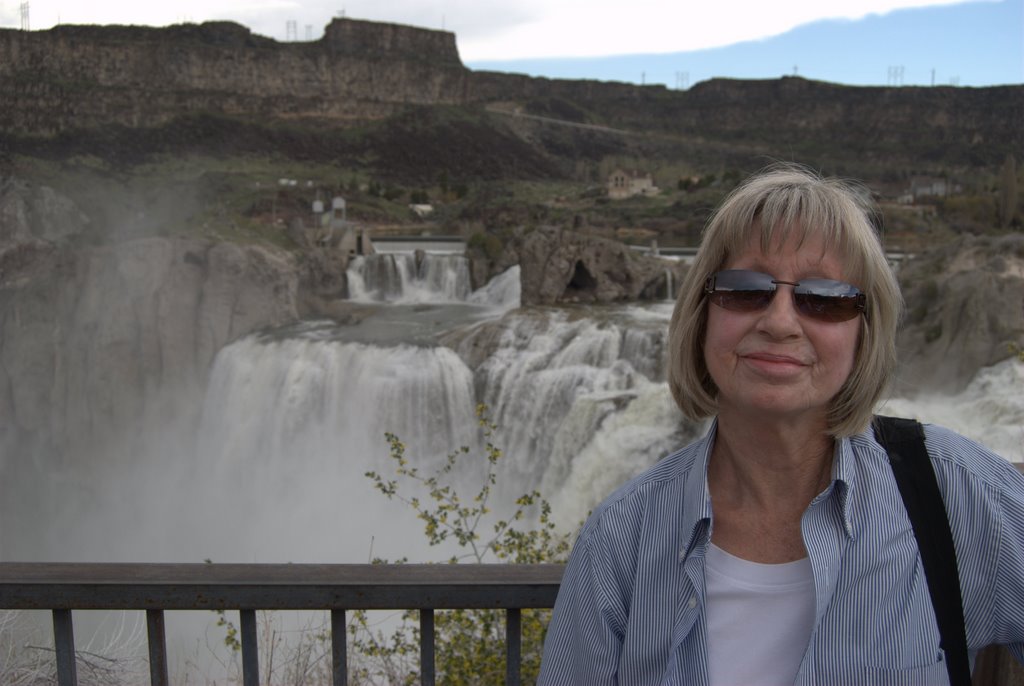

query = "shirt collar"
[[680, 419, 716, 558], [829, 434, 857, 540]]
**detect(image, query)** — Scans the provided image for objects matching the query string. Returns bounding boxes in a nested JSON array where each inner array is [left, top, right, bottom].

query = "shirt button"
[[688, 597, 697, 609]]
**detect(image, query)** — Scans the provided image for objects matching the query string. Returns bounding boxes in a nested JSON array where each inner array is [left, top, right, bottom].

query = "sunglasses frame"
[[704, 269, 867, 323]]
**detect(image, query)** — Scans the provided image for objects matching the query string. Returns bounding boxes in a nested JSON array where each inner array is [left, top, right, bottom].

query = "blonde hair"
[[667, 164, 903, 437]]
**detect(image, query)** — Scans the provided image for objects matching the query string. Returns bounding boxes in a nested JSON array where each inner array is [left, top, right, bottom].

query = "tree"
[[999, 154, 1018, 229], [352, 405, 571, 685]]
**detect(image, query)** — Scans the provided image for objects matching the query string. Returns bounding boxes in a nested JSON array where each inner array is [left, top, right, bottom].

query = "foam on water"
[[880, 357, 1024, 463]]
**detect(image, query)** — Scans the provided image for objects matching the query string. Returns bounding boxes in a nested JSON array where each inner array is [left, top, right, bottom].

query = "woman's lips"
[[741, 352, 808, 375]]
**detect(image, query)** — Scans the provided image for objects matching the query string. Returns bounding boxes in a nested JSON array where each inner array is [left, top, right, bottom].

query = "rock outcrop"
[[0, 18, 1019, 176], [0, 18, 472, 135], [516, 227, 685, 305], [896, 234, 1024, 394], [0, 180, 300, 461]]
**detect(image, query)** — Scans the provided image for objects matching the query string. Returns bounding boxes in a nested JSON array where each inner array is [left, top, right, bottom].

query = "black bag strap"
[[872, 415, 972, 685]]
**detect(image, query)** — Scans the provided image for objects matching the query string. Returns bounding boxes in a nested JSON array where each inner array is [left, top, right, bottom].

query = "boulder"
[[896, 234, 1024, 394], [517, 227, 686, 305]]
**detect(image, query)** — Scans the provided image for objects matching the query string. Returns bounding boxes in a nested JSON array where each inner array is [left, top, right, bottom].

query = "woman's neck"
[[706, 413, 836, 563]]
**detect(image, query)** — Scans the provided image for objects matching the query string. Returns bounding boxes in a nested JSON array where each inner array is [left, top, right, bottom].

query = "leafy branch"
[[354, 404, 571, 685]]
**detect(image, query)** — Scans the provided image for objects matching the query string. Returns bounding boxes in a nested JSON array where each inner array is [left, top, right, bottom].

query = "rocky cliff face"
[[516, 227, 685, 305], [0, 179, 299, 460], [0, 18, 471, 134], [896, 234, 1024, 394], [1, 18, 1020, 173]]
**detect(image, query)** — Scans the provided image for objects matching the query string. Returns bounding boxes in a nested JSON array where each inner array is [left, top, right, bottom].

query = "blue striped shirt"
[[538, 421, 1024, 685]]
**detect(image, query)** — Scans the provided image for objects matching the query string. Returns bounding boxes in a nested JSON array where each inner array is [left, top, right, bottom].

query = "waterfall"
[[197, 336, 478, 470], [347, 253, 472, 303], [446, 304, 687, 502], [664, 267, 674, 301], [468, 266, 522, 310], [180, 302, 691, 556], [186, 333, 481, 565]]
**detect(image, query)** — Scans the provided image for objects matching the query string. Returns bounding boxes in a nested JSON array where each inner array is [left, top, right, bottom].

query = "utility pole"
[[20, 1, 29, 31], [887, 66, 904, 86], [286, 20, 298, 41]]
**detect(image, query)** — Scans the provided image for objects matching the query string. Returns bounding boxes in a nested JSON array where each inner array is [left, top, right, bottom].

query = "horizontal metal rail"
[[0, 563, 565, 686]]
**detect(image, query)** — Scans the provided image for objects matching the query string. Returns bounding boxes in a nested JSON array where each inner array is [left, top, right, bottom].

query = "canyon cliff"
[[1, 18, 1020, 177]]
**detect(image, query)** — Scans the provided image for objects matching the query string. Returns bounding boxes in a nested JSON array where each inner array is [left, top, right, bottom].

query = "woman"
[[538, 165, 1024, 685]]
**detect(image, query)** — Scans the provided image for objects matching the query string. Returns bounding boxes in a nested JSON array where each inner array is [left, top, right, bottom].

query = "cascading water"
[[446, 305, 691, 505], [191, 301, 692, 547], [347, 253, 473, 304]]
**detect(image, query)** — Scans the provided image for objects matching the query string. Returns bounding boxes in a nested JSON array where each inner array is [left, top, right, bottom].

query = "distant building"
[[908, 176, 950, 200], [607, 169, 660, 200], [409, 203, 434, 218]]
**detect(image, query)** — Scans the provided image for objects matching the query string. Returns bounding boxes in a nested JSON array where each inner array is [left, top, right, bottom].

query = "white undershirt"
[[706, 543, 817, 686]]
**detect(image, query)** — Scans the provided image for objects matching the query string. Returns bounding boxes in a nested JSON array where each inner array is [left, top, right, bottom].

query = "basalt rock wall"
[[1, 17, 1021, 169], [0, 19, 472, 134], [516, 227, 685, 305]]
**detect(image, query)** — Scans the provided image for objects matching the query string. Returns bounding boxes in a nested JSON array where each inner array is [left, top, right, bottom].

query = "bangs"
[[710, 175, 873, 287]]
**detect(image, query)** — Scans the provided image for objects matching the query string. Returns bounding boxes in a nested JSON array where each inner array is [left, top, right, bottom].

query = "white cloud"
[[0, 0, 998, 60], [457, 0, 999, 59]]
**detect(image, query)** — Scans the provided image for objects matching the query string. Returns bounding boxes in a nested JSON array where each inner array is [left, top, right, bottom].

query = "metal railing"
[[0, 562, 565, 686], [2, 560, 1022, 686]]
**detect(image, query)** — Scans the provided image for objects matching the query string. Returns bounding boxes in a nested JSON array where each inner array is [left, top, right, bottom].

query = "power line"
[[887, 65, 905, 86]]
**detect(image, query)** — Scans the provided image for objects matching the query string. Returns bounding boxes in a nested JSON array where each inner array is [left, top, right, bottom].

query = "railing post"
[[420, 609, 435, 686], [240, 609, 259, 686], [52, 609, 78, 686], [506, 608, 522, 686], [146, 609, 170, 686], [331, 609, 348, 686]]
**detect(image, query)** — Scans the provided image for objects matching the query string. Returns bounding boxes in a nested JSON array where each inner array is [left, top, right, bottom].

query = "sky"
[[0, 0, 1019, 87]]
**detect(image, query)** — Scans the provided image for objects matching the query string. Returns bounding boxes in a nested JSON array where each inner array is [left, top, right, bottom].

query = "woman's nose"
[[756, 284, 802, 336]]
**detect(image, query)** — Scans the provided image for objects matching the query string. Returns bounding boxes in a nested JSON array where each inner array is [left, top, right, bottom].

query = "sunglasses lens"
[[706, 271, 865, 322], [706, 270, 775, 312], [794, 280, 865, 322]]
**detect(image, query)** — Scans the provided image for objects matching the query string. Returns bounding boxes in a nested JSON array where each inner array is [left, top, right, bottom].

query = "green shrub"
[[467, 232, 504, 262], [353, 406, 571, 685]]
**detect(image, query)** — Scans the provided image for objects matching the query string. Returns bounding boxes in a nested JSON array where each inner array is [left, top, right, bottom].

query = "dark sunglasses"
[[704, 269, 866, 323]]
